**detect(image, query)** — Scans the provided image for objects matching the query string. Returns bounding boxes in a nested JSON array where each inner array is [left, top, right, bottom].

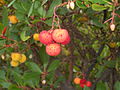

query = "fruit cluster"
[[10, 53, 27, 67], [74, 77, 92, 88], [33, 29, 70, 56]]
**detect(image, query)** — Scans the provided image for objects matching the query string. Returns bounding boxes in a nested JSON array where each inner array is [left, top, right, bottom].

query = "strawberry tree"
[[0, 0, 120, 90]]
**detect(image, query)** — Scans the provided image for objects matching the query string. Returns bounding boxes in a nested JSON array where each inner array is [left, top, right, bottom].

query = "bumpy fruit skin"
[[39, 30, 53, 45], [8, 15, 18, 24], [46, 43, 61, 56], [80, 79, 87, 84], [33, 33, 39, 41], [74, 77, 81, 84], [10, 61, 19, 67], [11, 53, 21, 61], [86, 81, 92, 87], [61, 35, 70, 45], [19, 54, 27, 63], [52, 29, 69, 43]]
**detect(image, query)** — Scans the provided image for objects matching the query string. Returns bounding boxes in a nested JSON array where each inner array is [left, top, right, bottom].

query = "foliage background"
[[0, 0, 120, 90]]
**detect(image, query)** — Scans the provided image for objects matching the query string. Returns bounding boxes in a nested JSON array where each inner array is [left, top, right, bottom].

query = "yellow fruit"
[[8, 15, 18, 24], [33, 33, 39, 41], [11, 53, 21, 61], [19, 54, 27, 63], [109, 42, 117, 48], [10, 61, 19, 67]]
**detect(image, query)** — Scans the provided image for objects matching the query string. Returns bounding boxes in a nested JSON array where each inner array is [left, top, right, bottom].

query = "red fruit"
[[80, 84, 85, 88], [80, 79, 87, 84], [86, 81, 92, 87], [61, 35, 70, 45], [52, 29, 69, 43], [39, 30, 53, 45], [46, 43, 61, 56]]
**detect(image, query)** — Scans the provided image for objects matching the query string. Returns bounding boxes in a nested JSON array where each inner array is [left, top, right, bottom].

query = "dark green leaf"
[[25, 62, 42, 74], [0, 70, 6, 80], [76, 0, 87, 9], [8, 84, 22, 90], [23, 72, 40, 87], [39, 45, 49, 68], [47, 60, 60, 72], [2, 7, 8, 26], [46, 0, 62, 17], [96, 82, 106, 90]]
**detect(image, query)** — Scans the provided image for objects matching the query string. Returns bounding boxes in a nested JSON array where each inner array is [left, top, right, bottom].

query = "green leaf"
[[11, 71, 23, 85], [8, 0, 16, 7], [20, 30, 30, 41], [83, 86, 90, 90], [34, 1, 40, 9], [114, 81, 120, 90], [95, 66, 105, 78], [0, 70, 6, 80], [39, 45, 49, 68], [47, 60, 60, 72], [28, 3, 34, 17], [23, 72, 40, 88], [1, 82, 11, 88], [8, 84, 22, 90], [46, 0, 62, 17], [96, 82, 106, 90], [2, 7, 9, 26], [92, 4, 107, 11], [104, 61, 116, 68], [25, 62, 42, 74], [76, 0, 87, 9], [37, 7, 46, 17]]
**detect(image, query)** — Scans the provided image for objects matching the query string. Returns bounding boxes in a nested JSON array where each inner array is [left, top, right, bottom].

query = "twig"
[[51, 0, 76, 29]]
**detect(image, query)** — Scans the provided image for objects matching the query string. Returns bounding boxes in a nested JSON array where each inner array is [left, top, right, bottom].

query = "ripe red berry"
[[46, 43, 61, 56], [80, 79, 87, 84], [52, 29, 69, 43], [61, 35, 70, 45], [86, 81, 92, 87], [39, 30, 53, 45], [80, 84, 85, 88]]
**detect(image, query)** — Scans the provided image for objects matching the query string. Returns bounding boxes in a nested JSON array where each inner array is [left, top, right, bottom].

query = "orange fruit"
[[8, 15, 18, 24], [74, 77, 81, 84]]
